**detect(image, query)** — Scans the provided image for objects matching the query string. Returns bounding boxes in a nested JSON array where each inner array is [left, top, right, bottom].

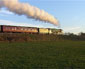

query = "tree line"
[[0, 32, 85, 42]]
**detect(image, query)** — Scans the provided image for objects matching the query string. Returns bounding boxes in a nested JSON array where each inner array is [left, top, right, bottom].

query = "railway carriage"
[[51, 29, 62, 34], [0, 25, 1, 32], [0, 25, 38, 33], [0, 25, 63, 34], [39, 28, 49, 34]]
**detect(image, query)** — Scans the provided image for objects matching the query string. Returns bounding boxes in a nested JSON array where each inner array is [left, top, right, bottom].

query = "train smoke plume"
[[0, 0, 59, 26]]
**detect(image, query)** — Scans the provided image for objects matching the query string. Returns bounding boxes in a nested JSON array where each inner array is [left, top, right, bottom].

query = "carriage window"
[[21, 28, 23, 30], [28, 28, 30, 31], [5, 27, 8, 30], [30, 28, 32, 31], [15, 27, 16, 30], [25, 28, 27, 30], [12, 27, 14, 30]]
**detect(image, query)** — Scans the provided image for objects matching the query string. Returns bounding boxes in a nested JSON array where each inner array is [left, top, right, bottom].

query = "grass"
[[0, 41, 85, 69]]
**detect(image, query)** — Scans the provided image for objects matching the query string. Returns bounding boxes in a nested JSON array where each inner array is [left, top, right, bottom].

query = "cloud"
[[0, 13, 7, 16], [0, 19, 44, 28], [0, 9, 13, 15], [0, 19, 58, 29], [64, 27, 81, 31], [63, 26, 81, 34]]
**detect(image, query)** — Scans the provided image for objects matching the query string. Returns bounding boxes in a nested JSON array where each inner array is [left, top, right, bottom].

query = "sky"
[[0, 0, 85, 34]]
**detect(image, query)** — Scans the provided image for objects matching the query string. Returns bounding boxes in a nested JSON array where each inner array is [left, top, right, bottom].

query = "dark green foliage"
[[0, 41, 85, 69]]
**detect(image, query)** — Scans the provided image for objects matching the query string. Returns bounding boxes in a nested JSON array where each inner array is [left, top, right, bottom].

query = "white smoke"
[[0, 0, 59, 26]]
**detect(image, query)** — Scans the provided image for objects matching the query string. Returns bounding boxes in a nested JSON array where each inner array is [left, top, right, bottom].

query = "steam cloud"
[[0, 0, 59, 26]]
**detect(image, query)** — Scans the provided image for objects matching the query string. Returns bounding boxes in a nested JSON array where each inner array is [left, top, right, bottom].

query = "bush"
[[0, 33, 85, 42]]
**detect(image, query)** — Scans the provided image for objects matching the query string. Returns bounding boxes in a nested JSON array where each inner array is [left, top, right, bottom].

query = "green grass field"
[[0, 41, 85, 69]]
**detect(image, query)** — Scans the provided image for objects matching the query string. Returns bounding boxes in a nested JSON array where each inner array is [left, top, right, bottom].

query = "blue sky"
[[0, 0, 85, 34]]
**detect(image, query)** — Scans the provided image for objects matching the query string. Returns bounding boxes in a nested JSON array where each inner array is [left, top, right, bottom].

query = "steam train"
[[0, 25, 62, 34]]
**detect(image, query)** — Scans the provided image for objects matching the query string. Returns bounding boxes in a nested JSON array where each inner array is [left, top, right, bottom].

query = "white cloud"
[[0, 9, 13, 15], [0, 19, 44, 28], [0, 19, 58, 29], [63, 26, 82, 34], [64, 27, 81, 31], [0, 13, 7, 16]]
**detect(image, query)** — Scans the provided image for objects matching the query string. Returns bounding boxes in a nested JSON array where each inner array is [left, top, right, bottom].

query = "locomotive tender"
[[0, 25, 62, 34]]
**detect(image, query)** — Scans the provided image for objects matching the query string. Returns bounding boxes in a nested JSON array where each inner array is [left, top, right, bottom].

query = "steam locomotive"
[[0, 25, 62, 34]]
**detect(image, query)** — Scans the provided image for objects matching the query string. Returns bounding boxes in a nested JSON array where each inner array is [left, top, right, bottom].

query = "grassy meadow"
[[0, 41, 85, 69]]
